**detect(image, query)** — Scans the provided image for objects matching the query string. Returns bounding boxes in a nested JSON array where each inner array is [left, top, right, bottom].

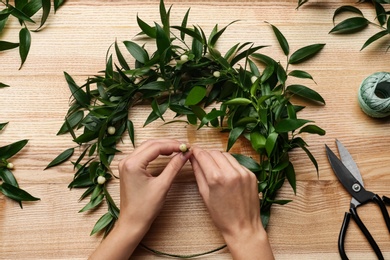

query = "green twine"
[[358, 72, 390, 118], [140, 243, 227, 258]]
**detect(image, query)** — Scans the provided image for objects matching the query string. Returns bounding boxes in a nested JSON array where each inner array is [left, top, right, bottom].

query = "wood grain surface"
[[1, 0, 389, 259]]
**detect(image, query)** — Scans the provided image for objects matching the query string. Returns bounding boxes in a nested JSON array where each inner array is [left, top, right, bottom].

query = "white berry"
[[156, 77, 164, 82], [213, 71, 221, 78], [107, 126, 116, 135], [180, 54, 189, 62], [6, 162, 14, 169], [251, 76, 258, 84], [97, 176, 106, 185], [179, 143, 188, 153]]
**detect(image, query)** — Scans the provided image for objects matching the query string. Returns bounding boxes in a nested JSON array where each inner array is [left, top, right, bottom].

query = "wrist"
[[222, 223, 274, 260]]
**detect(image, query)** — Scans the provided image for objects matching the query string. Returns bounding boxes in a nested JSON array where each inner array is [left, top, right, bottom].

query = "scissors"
[[325, 140, 390, 260]]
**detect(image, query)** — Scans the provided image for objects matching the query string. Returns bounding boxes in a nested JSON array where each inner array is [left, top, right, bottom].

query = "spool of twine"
[[358, 72, 390, 118]]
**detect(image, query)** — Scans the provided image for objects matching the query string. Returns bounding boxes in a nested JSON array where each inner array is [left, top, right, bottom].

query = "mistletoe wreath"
[[47, 0, 326, 255]]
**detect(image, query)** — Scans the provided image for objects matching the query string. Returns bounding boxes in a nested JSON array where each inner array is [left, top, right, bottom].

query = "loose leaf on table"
[[0, 122, 8, 130], [0, 139, 28, 160], [45, 147, 74, 169], [329, 17, 369, 34], [332, 5, 364, 25], [361, 30, 388, 51], [0, 41, 19, 51]]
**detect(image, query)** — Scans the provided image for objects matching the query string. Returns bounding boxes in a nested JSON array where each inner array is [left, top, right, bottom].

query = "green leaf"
[[0, 82, 9, 88], [0, 122, 8, 130], [275, 119, 311, 133], [123, 41, 149, 64], [227, 126, 245, 151], [288, 70, 315, 82], [155, 22, 171, 56], [185, 86, 207, 106], [0, 139, 28, 160], [209, 20, 238, 47], [0, 168, 19, 187], [333, 5, 364, 25], [0, 182, 40, 202], [21, 0, 43, 17], [171, 26, 204, 44], [298, 124, 326, 135], [374, 2, 386, 27], [288, 44, 325, 64], [90, 212, 114, 236], [127, 120, 135, 148], [79, 194, 104, 213], [329, 17, 369, 34], [115, 40, 130, 71], [250, 131, 266, 152], [285, 162, 296, 194], [159, 0, 171, 36], [137, 15, 156, 38], [33, 0, 50, 31], [180, 8, 190, 40], [268, 22, 289, 56], [18, 27, 31, 69], [223, 97, 252, 106], [8, 5, 35, 23], [361, 30, 388, 51], [64, 72, 90, 106], [232, 153, 261, 172], [57, 111, 84, 135], [54, 0, 65, 12], [265, 132, 278, 157], [286, 84, 325, 104], [45, 148, 74, 169], [0, 41, 19, 51]]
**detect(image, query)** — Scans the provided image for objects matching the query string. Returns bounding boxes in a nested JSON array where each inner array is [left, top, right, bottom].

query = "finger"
[[159, 149, 192, 187], [191, 147, 221, 182], [209, 150, 234, 171], [221, 152, 248, 174], [131, 139, 187, 168], [131, 139, 181, 157], [190, 156, 209, 196]]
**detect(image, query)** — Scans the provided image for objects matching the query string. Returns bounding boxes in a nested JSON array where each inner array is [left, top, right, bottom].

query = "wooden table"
[[1, 0, 389, 259]]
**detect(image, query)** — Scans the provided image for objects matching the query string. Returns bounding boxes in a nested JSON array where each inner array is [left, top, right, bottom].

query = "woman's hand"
[[190, 147, 274, 260], [89, 139, 191, 260]]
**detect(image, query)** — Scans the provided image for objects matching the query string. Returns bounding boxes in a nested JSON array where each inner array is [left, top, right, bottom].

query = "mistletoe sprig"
[[0, 0, 65, 71], [0, 122, 40, 207], [48, 0, 326, 239], [298, 0, 390, 51]]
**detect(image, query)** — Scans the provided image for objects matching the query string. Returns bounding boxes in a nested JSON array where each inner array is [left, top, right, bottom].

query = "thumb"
[[159, 151, 191, 187]]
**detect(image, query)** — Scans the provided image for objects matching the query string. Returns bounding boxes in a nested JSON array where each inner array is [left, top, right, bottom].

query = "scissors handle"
[[338, 212, 351, 260], [350, 207, 384, 260], [373, 194, 390, 232], [383, 195, 390, 205]]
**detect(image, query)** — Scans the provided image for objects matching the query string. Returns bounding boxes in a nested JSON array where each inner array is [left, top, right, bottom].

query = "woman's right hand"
[[190, 147, 274, 260]]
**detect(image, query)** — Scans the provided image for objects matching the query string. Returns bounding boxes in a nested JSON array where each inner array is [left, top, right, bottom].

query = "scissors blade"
[[325, 144, 374, 205], [336, 140, 365, 207], [336, 140, 364, 186]]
